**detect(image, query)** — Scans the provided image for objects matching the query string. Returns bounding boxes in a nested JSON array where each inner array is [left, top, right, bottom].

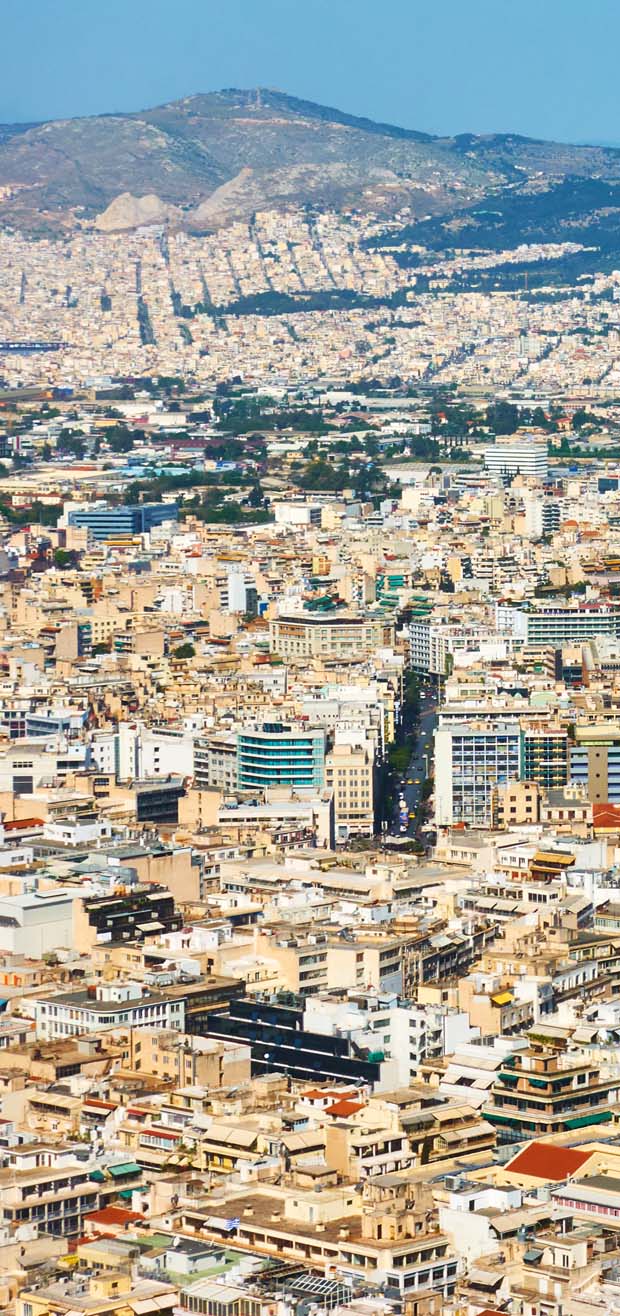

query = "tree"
[[173, 643, 195, 660], [57, 431, 85, 460], [108, 431, 134, 453], [487, 400, 520, 435], [246, 481, 265, 508], [298, 460, 343, 492], [572, 408, 599, 430], [54, 549, 75, 568]]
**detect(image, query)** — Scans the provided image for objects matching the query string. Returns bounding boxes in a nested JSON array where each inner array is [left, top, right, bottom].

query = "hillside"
[[2, 88, 620, 233]]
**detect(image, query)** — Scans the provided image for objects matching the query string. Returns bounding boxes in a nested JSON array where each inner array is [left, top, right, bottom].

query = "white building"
[[304, 992, 475, 1087], [29, 981, 185, 1041], [0, 889, 78, 958], [90, 723, 194, 782], [0, 738, 87, 794], [483, 438, 548, 481], [434, 720, 521, 827]]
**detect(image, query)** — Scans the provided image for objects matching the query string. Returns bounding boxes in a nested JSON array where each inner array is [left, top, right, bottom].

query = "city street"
[[392, 685, 437, 838]]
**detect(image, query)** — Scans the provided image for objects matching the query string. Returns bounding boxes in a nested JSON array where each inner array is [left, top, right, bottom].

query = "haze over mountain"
[[2, 87, 620, 236]]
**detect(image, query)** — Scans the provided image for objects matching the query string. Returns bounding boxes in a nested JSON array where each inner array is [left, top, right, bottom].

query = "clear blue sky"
[[3, 0, 620, 144]]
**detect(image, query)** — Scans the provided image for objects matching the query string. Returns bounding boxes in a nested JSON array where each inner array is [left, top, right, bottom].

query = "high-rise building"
[[522, 728, 570, 789], [325, 740, 374, 839], [435, 721, 521, 827], [236, 723, 326, 792], [66, 502, 178, 540], [570, 724, 620, 803], [483, 439, 548, 481]]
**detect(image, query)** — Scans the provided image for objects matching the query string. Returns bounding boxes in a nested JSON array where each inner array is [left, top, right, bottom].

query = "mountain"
[[2, 88, 620, 233]]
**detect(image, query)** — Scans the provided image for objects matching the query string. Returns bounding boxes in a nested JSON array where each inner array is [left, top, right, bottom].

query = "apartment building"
[[0, 1153, 101, 1237], [269, 611, 395, 660], [497, 601, 620, 646], [193, 733, 237, 791], [236, 722, 326, 792], [304, 992, 475, 1087], [179, 1178, 458, 1305], [74, 885, 181, 951], [30, 981, 186, 1041], [516, 731, 567, 794], [486, 1041, 620, 1143], [570, 723, 620, 803], [120, 1028, 251, 1088], [483, 438, 548, 480], [325, 740, 375, 839], [435, 721, 521, 827], [17, 1275, 177, 1316]]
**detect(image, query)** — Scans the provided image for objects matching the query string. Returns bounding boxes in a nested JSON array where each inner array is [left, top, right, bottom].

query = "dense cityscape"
[[1, 217, 620, 395], [6, 6, 620, 1312]]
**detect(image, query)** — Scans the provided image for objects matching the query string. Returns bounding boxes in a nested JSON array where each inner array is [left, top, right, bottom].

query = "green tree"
[[108, 431, 134, 453]]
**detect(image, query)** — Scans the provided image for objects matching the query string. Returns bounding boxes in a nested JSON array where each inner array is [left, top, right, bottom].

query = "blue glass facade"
[[67, 503, 178, 540], [237, 723, 325, 791]]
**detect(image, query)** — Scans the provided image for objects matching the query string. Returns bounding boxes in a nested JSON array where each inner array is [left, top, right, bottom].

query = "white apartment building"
[[483, 438, 548, 481], [0, 738, 87, 795], [434, 721, 522, 827], [304, 993, 475, 1087], [0, 888, 79, 957], [496, 601, 620, 647], [90, 723, 194, 782], [194, 733, 237, 791], [409, 619, 505, 676], [30, 980, 185, 1041]]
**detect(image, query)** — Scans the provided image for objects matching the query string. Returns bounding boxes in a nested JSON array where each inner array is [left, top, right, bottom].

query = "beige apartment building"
[[119, 1027, 251, 1089], [16, 1274, 177, 1316], [269, 611, 395, 661], [250, 929, 405, 995], [493, 780, 540, 828], [325, 741, 375, 839]]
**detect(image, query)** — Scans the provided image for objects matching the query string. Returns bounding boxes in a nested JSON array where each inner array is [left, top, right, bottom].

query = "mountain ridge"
[[2, 87, 620, 234]]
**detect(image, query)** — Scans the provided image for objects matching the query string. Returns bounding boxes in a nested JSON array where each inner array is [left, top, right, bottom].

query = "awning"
[[109, 1161, 142, 1177], [524, 1247, 544, 1263], [89, 1170, 105, 1182], [468, 1268, 502, 1289], [565, 1110, 612, 1129], [491, 991, 513, 1006]]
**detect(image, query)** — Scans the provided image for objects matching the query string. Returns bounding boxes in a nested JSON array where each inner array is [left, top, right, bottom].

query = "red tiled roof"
[[325, 1099, 365, 1118], [506, 1140, 591, 1181], [85, 1207, 143, 1226], [302, 1088, 359, 1101], [593, 803, 620, 828], [3, 817, 44, 830]]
